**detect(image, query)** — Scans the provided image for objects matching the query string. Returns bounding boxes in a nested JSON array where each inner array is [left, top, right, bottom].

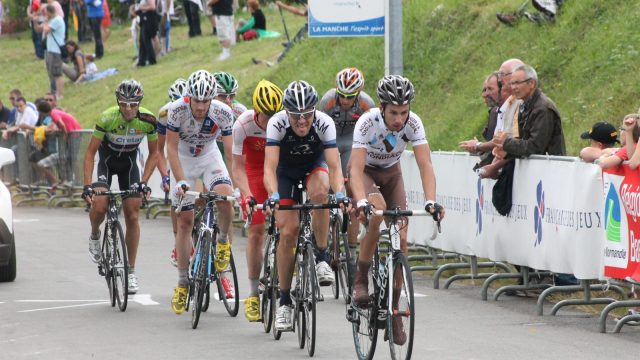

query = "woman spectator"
[[236, 0, 264, 41], [61, 40, 87, 83]]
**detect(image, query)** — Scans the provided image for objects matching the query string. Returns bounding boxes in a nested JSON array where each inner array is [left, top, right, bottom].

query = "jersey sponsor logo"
[[291, 144, 314, 155], [273, 120, 287, 133], [368, 151, 400, 161], [316, 120, 330, 135], [407, 118, 423, 136], [359, 118, 374, 136]]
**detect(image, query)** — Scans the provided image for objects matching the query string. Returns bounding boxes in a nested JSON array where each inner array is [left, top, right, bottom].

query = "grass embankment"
[[3, 1, 640, 155]]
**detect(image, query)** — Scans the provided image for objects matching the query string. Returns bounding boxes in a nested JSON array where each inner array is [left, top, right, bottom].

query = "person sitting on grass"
[[236, 0, 265, 41]]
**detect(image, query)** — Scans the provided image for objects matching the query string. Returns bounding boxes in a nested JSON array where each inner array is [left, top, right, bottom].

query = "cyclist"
[[158, 78, 188, 266], [264, 80, 348, 331], [166, 70, 235, 315], [82, 79, 159, 295], [231, 79, 284, 322], [350, 75, 445, 345], [319, 67, 375, 278]]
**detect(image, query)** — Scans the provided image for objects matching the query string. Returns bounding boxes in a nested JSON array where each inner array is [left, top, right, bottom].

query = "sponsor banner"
[[401, 152, 605, 279], [603, 166, 640, 281], [308, 0, 384, 37]]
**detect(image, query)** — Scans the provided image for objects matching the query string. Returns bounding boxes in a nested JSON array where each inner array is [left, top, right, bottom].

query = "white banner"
[[308, 0, 385, 37], [401, 151, 605, 279]]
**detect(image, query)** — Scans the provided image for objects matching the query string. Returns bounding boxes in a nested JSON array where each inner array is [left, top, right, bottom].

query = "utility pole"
[[385, 0, 403, 76]]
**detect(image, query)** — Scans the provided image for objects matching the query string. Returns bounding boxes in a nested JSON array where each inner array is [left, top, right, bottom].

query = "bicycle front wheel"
[[261, 233, 277, 333], [216, 252, 240, 317], [302, 244, 317, 356], [387, 254, 415, 360], [101, 226, 115, 307], [191, 232, 211, 329], [329, 215, 341, 300], [351, 257, 378, 360], [111, 222, 128, 312]]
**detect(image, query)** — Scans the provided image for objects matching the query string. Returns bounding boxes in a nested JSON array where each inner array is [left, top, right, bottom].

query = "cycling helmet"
[[213, 72, 239, 94], [168, 78, 188, 101], [376, 75, 415, 105], [252, 79, 284, 116], [187, 70, 217, 101], [336, 67, 365, 95], [115, 79, 144, 102], [282, 80, 318, 112]]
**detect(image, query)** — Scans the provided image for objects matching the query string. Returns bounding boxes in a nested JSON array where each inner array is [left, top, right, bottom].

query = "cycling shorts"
[[171, 149, 232, 211], [361, 162, 407, 217], [94, 146, 141, 199], [277, 159, 328, 205]]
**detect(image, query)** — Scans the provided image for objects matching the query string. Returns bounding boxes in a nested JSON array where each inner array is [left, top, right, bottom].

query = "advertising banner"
[[308, 0, 384, 37], [602, 166, 640, 282]]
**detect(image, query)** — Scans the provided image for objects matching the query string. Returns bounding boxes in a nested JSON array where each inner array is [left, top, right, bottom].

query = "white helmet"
[[187, 70, 217, 101], [168, 78, 188, 101], [336, 67, 365, 95]]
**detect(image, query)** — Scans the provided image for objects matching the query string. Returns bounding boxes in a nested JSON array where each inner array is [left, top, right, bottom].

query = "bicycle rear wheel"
[[216, 252, 240, 317], [338, 226, 353, 304], [303, 244, 318, 357], [351, 256, 378, 360], [387, 254, 415, 360], [329, 215, 341, 300], [101, 227, 115, 307], [191, 232, 211, 329], [271, 246, 282, 340], [261, 233, 277, 333], [111, 222, 128, 312]]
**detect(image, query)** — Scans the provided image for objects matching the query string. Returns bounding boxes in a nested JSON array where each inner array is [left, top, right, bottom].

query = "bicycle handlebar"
[[183, 190, 237, 202]]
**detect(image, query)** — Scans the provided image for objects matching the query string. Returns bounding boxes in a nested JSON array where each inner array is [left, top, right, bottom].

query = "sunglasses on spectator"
[[288, 108, 315, 120], [119, 101, 140, 108], [336, 90, 358, 99]]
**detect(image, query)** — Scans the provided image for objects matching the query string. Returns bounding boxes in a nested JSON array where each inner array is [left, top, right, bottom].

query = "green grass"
[[2, 1, 640, 155]]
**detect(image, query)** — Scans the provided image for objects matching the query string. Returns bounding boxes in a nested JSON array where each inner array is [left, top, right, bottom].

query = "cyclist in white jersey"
[[166, 70, 235, 314], [158, 78, 188, 266], [350, 75, 445, 344]]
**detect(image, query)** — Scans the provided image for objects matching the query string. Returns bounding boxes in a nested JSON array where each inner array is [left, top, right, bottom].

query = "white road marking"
[[130, 294, 159, 305], [18, 302, 109, 313], [16, 299, 108, 302], [13, 219, 40, 223], [414, 292, 429, 297]]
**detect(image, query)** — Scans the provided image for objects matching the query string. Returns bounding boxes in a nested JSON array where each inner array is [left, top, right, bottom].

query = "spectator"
[[497, 0, 564, 26], [0, 0, 4, 35], [7, 89, 37, 125], [136, 0, 158, 66], [236, 0, 265, 41], [60, 0, 70, 40], [86, 0, 104, 59], [30, 100, 65, 185], [62, 40, 87, 82], [459, 71, 503, 151], [45, 94, 80, 131], [33, 4, 66, 100], [2, 97, 39, 141], [101, 0, 111, 41], [42, 0, 64, 20], [73, 0, 92, 42], [28, 0, 46, 59], [0, 99, 10, 129], [157, 0, 173, 55], [599, 114, 640, 169], [208, 0, 234, 61], [578, 122, 619, 163], [275, 0, 307, 17], [183, 0, 202, 37], [493, 63, 565, 158]]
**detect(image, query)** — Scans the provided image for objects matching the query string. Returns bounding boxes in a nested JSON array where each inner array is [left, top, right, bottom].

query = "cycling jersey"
[[232, 110, 266, 177], [319, 89, 374, 175], [232, 109, 268, 224], [231, 101, 248, 118], [165, 97, 234, 158], [352, 108, 427, 168], [93, 106, 158, 153], [266, 110, 337, 169], [157, 100, 174, 135]]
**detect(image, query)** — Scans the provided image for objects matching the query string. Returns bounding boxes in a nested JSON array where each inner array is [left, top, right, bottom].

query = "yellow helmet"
[[252, 80, 284, 116]]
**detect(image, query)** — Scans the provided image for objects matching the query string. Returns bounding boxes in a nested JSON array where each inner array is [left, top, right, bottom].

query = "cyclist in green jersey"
[[82, 79, 159, 294]]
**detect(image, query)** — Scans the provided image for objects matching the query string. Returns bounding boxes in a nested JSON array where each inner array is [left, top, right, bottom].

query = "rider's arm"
[[156, 134, 169, 177], [83, 136, 102, 186], [166, 129, 185, 182], [413, 143, 437, 202], [264, 145, 280, 196], [232, 154, 251, 198], [348, 148, 367, 202], [324, 147, 344, 193], [222, 134, 234, 184], [141, 139, 159, 183]]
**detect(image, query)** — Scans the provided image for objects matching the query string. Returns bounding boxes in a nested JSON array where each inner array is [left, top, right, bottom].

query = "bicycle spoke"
[[387, 254, 414, 360]]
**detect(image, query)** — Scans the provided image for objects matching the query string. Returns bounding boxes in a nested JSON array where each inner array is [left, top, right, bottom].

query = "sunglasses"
[[218, 93, 236, 101], [337, 91, 358, 99], [288, 108, 315, 120], [119, 101, 140, 108]]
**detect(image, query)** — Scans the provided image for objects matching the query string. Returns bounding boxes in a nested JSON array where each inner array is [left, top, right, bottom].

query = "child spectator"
[[598, 114, 640, 169], [578, 122, 619, 163], [84, 53, 98, 79]]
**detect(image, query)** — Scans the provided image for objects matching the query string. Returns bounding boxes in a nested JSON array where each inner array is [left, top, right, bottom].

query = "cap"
[[580, 122, 618, 144]]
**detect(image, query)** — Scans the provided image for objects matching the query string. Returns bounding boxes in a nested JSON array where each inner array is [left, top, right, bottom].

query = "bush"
[[4, 0, 30, 20]]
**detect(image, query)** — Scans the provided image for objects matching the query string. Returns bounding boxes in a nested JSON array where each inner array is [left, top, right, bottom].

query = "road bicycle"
[[328, 194, 352, 303], [348, 207, 439, 360], [177, 190, 239, 329], [94, 189, 141, 312]]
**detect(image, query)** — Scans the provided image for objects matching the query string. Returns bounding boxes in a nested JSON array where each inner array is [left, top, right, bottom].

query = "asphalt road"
[[1, 207, 638, 360]]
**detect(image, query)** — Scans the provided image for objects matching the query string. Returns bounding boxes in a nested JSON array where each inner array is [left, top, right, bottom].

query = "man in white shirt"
[[2, 97, 38, 140]]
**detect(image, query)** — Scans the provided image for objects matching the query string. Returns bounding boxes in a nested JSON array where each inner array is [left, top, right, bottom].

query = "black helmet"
[[115, 79, 144, 102], [283, 80, 318, 112], [376, 75, 414, 105]]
